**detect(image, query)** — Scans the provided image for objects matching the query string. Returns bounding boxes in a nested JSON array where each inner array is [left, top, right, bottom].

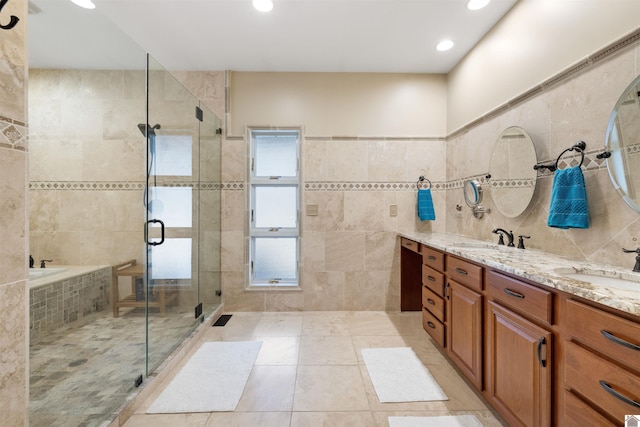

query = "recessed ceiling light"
[[70, 0, 95, 9], [467, 0, 490, 10], [253, 0, 274, 12], [436, 40, 454, 52]]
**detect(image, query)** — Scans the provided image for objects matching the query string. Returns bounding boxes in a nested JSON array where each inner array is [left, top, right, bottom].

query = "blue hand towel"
[[417, 189, 436, 221], [547, 166, 589, 229]]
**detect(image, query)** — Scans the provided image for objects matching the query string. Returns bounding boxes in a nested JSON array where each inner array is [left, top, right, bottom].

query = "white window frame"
[[248, 128, 301, 287]]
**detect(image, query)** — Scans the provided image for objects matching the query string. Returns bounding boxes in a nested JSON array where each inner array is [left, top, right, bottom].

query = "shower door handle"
[[145, 219, 165, 246]]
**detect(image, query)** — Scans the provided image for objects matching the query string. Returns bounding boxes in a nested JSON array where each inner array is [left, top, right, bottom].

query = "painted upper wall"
[[229, 72, 447, 137], [447, 0, 640, 133]]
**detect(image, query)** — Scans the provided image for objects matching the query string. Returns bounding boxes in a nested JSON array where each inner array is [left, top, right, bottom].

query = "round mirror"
[[604, 74, 640, 213], [464, 179, 483, 207], [489, 126, 538, 218]]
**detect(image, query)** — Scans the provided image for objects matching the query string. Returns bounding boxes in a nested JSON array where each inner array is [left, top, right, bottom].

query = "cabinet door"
[[446, 279, 483, 389], [487, 301, 552, 427]]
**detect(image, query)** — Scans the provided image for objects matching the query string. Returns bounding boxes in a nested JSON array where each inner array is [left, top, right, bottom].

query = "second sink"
[[554, 267, 640, 292]]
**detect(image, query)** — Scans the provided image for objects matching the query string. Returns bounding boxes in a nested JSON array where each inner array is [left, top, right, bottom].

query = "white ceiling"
[[28, 0, 518, 73]]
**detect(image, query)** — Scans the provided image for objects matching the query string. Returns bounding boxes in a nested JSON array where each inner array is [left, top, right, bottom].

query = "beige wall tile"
[[0, 149, 27, 284], [325, 140, 369, 181], [0, 281, 28, 427], [445, 41, 640, 271], [325, 231, 364, 272]]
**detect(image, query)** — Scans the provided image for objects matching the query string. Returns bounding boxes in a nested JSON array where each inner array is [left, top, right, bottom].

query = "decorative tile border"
[[489, 179, 535, 189], [0, 115, 27, 151], [30, 148, 619, 194], [627, 143, 640, 155], [30, 181, 145, 190], [304, 181, 445, 192], [30, 181, 224, 190]]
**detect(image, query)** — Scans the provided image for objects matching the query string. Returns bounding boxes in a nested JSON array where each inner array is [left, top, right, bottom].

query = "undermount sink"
[[447, 242, 498, 250], [554, 267, 640, 292]]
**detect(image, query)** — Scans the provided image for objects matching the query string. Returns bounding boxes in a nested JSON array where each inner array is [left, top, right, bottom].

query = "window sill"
[[247, 283, 301, 291]]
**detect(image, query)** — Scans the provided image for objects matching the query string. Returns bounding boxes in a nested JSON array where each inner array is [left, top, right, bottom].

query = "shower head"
[[137, 123, 161, 137]]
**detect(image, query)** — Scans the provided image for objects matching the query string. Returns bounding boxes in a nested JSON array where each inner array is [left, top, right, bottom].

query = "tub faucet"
[[40, 259, 53, 268], [622, 247, 640, 272], [492, 228, 514, 247]]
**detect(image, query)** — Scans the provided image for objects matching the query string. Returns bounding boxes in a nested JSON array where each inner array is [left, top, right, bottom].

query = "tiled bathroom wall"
[[173, 32, 640, 313], [446, 34, 640, 270], [0, 0, 28, 424], [174, 72, 448, 312], [28, 69, 147, 267]]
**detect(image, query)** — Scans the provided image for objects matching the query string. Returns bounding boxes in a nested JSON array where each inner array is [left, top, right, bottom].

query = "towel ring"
[[555, 141, 586, 170], [417, 176, 432, 190]]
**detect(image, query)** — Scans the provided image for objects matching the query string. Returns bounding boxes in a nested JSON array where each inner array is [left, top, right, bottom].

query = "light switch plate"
[[307, 204, 319, 216], [390, 205, 398, 217]]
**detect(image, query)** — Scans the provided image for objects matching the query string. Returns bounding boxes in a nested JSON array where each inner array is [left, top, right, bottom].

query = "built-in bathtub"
[[29, 265, 111, 343]]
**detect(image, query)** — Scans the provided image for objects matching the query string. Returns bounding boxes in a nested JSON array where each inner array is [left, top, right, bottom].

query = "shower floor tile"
[[29, 306, 198, 427]]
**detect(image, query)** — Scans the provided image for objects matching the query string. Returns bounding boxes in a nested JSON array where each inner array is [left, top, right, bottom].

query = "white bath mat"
[[389, 415, 483, 427], [361, 347, 447, 403], [146, 340, 262, 413]]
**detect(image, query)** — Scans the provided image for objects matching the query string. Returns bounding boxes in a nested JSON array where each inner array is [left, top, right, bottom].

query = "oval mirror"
[[489, 126, 538, 218], [604, 74, 640, 213], [464, 179, 482, 207]]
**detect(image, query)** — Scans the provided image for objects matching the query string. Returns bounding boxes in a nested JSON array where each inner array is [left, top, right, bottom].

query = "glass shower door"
[[144, 54, 201, 374], [197, 101, 222, 315]]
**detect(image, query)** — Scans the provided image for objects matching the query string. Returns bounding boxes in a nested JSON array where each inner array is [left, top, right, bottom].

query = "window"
[[249, 129, 300, 287]]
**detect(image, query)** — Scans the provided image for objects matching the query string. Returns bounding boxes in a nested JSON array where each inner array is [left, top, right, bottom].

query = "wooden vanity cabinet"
[[485, 270, 554, 427], [400, 238, 640, 426], [446, 256, 484, 389], [563, 299, 640, 424], [400, 237, 422, 311]]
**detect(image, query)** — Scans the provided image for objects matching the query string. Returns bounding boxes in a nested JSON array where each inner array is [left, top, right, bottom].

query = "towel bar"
[[555, 141, 586, 170], [416, 176, 432, 189]]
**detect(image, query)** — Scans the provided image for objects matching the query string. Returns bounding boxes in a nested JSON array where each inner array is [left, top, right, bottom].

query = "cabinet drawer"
[[446, 256, 482, 291], [566, 299, 640, 370], [563, 390, 616, 427], [487, 270, 553, 325], [565, 341, 640, 421], [422, 307, 445, 348], [422, 265, 444, 296], [422, 285, 445, 322], [401, 237, 420, 253], [420, 245, 444, 271]]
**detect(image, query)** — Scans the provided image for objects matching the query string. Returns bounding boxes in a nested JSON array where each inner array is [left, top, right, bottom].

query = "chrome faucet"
[[622, 248, 640, 272], [492, 228, 515, 247]]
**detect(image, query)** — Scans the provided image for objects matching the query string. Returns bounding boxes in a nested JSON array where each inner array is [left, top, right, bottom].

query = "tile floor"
[[29, 306, 200, 427], [123, 311, 506, 427]]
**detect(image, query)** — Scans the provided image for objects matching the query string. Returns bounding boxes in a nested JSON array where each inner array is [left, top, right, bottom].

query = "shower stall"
[[142, 54, 223, 374], [27, 1, 222, 425]]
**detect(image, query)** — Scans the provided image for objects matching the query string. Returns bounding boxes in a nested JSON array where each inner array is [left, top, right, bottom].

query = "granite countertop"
[[399, 232, 640, 317]]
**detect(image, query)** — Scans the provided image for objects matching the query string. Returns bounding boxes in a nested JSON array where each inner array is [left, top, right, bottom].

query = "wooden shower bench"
[[111, 259, 178, 317]]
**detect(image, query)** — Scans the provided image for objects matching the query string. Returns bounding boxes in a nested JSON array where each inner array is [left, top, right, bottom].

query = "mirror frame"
[[464, 179, 483, 207], [489, 126, 538, 218], [463, 179, 490, 218], [604, 73, 640, 214]]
